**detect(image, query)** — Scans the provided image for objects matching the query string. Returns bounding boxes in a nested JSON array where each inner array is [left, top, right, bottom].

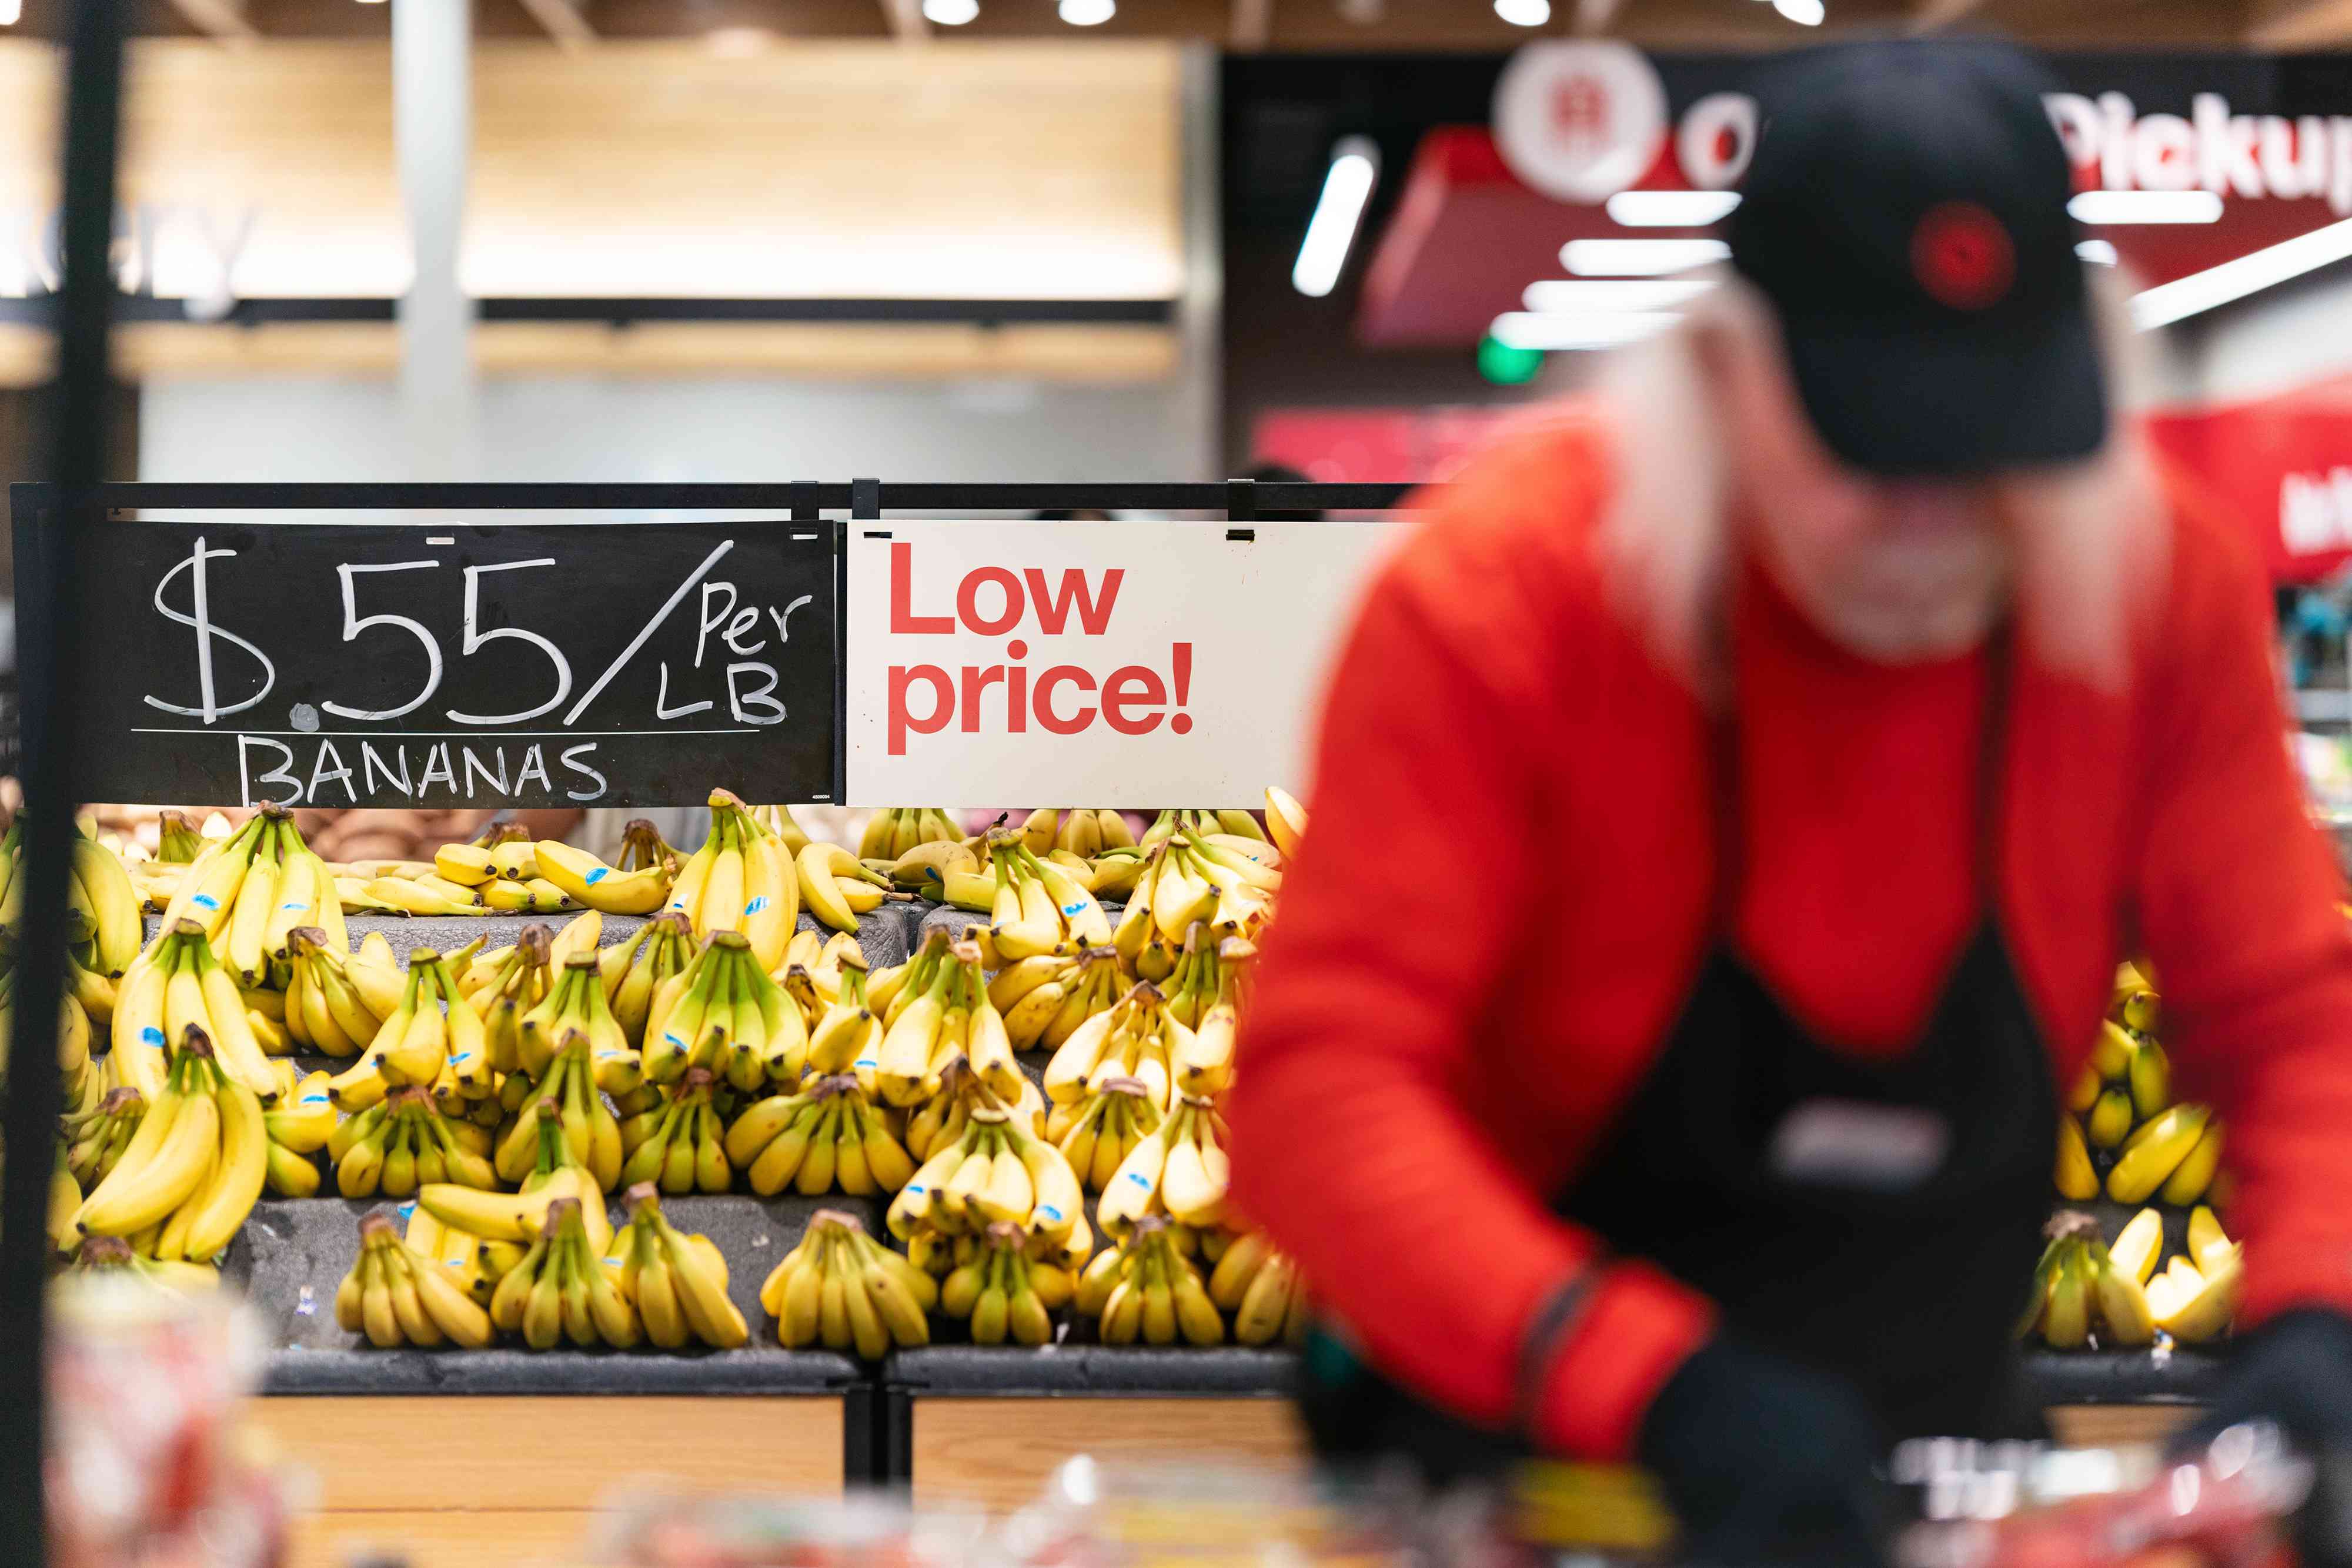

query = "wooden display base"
[[908, 1396, 1311, 1512], [250, 1395, 845, 1568], [2044, 1402, 2197, 1449]]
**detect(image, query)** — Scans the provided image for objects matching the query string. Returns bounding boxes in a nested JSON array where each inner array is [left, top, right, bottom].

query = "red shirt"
[[1227, 406, 2352, 1462]]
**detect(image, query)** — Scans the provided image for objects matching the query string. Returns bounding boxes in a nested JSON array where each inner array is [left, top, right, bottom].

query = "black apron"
[[1297, 631, 2059, 1483]]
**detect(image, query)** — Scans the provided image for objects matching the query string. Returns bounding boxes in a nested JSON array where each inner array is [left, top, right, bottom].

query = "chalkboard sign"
[[24, 517, 838, 808]]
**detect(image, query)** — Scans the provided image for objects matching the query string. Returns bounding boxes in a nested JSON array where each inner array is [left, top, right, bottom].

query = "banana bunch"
[[420, 1101, 610, 1248], [908, 831, 1110, 914], [1165, 930, 1252, 1096], [641, 931, 799, 1091], [866, 935, 971, 1107], [1115, 828, 1281, 967], [253, 1062, 333, 1198], [876, 939, 1020, 1108], [0, 818, 145, 979], [1262, 788, 1308, 857], [1205, 1230, 1309, 1347], [761, 1208, 933, 1358], [1098, 1092, 1230, 1236], [0, 965, 96, 1100], [282, 928, 403, 1057], [936, 1219, 1070, 1346], [664, 791, 800, 964], [2146, 1206, 2244, 1343], [519, 952, 642, 1096], [1043, 981, 1185, 1112], [1047, 1078, 1161, 1194], [338, 1212, 497, 1349], [799, 841, 897, 935], [152, 805, 349, 974], [64, 1085, 148, 1192], [326, 948, 486, 1106], [156, 810, 205, 864], [785, 927, 867, 997], [858, 807, 963, 862], [1074, 1215, 1225, 1347], [401, 1204, 500, 1310], [1048, 807, 1139, 862], [2054, 963, 2223, 1207], [463, 909, 602, 992], [1134, 808, 1268, 852], [725, 1072, 914, 1198], [616, 1185, 750, 1350], [73, 1029, 266, 1263], [462, 923, 556, 1078], [495, 1037, 625, 1192], [620, 1067, 732, 1194], [113, 920, 282, 1102], [594, 912, 695, 1047], [332, 1086, 499, 1199], [481, 1195, 640, 1351], [801, 948, 881, 1088], [427, 838, 574, 916], [985, 830, 1114, 961], [988, 945, 1124, 1055], [530, 834, 673, 917], [63, 1233, 222, 1296], [886, 1103, 1084, 1243], [900, 1052, 1046, 1161]]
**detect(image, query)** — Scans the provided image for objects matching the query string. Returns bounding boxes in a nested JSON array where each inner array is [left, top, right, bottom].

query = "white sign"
[[1493, 43, 1672, 204], [2046, 94, 2352, 215], [845, 520, 1402, 807], [2282, 468, 2352, 556]]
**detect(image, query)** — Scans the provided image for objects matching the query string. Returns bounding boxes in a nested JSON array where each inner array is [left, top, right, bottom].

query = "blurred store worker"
[[1231, 39, 2352, 1568]]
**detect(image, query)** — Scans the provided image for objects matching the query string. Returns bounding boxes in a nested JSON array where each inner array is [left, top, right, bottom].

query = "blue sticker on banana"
[[746, 896, 770, 915], [586, 868, 609, 885], [141, 1027, 166, 1048], [191, 893, 220, 911]]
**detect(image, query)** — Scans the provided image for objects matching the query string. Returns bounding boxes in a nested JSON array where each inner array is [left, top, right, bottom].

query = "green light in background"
[[1478, 333, 1544, 386]]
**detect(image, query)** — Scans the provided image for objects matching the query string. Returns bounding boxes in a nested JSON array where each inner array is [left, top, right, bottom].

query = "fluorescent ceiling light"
[[1773, 0, 1825, 22], [1562, 238, 1730, 276], [1606, 190, 1742, 227], [1059, 0, 1115, 22], [1293, 138, 1380, 299], [923, 0, 978, 21], [1495, 0, 1552, 23], [1524, 279, 1716, 312], [2076, 240, 2119, 266], [1491, 311, 1681, 350], [2133, 215, 2352, 329], [2069, 190, 2223, 225], [0, 0, 22, 20]]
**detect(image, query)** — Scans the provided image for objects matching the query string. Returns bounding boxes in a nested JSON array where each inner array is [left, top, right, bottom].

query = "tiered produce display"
[[11, 792, 1307, 1366], [14, 783, 2227, 1400], [2026, 964, 2240, 1352]]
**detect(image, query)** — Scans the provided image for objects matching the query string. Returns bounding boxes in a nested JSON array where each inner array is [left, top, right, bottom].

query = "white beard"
[[1756, 507, 2017, 664]]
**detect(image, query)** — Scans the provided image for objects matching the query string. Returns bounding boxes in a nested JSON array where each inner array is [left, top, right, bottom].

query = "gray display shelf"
[[144, 907, 914, 968], [233, 1192, 881, 1396]]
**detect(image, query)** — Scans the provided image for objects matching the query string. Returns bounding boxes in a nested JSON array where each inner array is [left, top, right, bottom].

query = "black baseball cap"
[[1726, 39, 2107, 476]]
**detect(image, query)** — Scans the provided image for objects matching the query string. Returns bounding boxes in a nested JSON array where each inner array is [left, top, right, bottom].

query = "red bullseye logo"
[[1910, 202, 2015, 310]]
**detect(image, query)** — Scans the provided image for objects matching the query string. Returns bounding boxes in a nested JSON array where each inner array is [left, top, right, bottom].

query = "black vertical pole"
[[0, 7, 125, 1565]]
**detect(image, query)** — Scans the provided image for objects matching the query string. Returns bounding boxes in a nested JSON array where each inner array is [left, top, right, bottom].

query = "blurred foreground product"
[[48, 1271, 290, 1568], [591, 1490, 989, 1568]]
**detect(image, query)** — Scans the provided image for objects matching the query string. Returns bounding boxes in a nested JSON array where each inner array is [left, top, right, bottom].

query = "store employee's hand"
[[2182, 1308, 2352, 1568], [1639, 1336, 1894, 1568]]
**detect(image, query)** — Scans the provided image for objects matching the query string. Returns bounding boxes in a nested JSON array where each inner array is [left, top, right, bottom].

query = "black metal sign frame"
[[10, 479, 1421, 813]]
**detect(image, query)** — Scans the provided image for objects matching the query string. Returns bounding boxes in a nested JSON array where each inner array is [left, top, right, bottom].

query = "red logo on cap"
[[1911, 202, 2015, 311]]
